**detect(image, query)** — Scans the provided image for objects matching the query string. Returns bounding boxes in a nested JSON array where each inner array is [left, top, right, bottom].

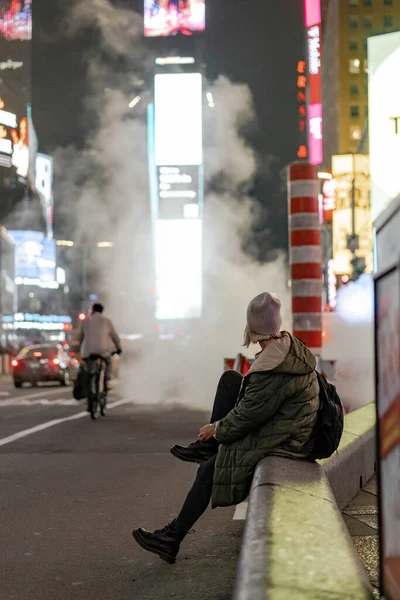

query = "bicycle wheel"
[[89, 369, 99, 420], [99, 392, 107, 417]]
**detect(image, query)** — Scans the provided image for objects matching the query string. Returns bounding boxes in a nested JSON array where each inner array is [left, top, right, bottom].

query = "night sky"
[[32, 0, 305, 256]]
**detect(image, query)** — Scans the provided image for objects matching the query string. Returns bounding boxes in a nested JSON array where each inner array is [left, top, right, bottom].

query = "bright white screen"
[[155, 73, 203, 166], [155, 219, 202, 320], [368, 32, 400, 222]]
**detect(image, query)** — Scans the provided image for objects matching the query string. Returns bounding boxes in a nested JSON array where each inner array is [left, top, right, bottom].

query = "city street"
[[0, 383, 244, 600]]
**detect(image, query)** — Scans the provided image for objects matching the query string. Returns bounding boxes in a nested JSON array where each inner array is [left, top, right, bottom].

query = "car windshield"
[[17, 347, 59, 360]]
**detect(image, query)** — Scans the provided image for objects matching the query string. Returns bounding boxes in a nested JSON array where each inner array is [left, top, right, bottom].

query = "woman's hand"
[[198, 423, 216, 441]]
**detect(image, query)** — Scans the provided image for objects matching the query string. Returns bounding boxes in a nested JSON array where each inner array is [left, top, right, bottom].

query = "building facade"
[[322, 0, 400, 167]]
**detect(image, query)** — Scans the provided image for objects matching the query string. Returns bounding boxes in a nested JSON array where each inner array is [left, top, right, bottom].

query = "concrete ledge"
[[320, 403, 376, 510], [233, 404, 376, 600]]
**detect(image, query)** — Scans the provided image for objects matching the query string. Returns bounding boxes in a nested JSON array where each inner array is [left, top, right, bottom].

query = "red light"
[[297, 75, 307, 89], [53, 358, 60, 365], [297, 145, 308, 159], [297, 60, 306, 74], [78, 313, 86, 321], [341, 274, 350, 284], [11, 359, 18, 367]]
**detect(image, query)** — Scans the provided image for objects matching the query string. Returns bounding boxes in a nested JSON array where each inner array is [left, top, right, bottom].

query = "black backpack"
[[73, 365, 89, 401], [310, 371, 344, 460]]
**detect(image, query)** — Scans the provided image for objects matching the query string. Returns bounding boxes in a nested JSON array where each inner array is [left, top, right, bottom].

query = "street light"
[[57, 240, 74, 247], [128, 96, 141, 109]]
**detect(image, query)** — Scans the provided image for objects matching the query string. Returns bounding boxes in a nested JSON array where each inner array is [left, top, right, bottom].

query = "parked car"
[[11, 344, 79, 388]]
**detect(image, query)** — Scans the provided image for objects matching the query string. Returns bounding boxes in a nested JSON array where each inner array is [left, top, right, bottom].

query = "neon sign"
[[305, 0, 323, 165], [296, 60, 308, 160]]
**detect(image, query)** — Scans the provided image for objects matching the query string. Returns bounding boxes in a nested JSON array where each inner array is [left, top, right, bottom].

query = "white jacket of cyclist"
[[80, 312, 121, 359]]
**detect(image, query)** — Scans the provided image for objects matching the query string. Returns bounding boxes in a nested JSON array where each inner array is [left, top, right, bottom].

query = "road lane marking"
[[0, 392, 10, 397], [233, 502, 248, 520], [0, 399, 80, 406], [7, 388, 68, 402], [0, 393, 117, 407], [0, 399, 133, 448]]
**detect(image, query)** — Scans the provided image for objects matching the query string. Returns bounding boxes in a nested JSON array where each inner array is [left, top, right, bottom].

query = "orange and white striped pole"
[[288, 162, 322, 355]]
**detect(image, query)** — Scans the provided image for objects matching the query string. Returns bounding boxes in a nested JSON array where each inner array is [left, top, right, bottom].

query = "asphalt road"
[[0, 382, 244, 600]]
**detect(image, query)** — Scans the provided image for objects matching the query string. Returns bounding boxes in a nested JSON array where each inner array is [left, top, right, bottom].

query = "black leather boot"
[[132, 520, 186, 564], [170, 439, 218, 464]]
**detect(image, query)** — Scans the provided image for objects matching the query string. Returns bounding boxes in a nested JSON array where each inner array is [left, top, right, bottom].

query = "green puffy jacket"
[[212, 332, 320, 508]]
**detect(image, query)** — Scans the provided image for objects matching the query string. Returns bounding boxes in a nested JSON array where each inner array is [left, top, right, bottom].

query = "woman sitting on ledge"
[[132, 292, 320, 563]]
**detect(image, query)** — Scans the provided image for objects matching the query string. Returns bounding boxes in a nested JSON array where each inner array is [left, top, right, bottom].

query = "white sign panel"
[[155, 73, 203, 166], [369, 32, 400, 222], [155, 219, 202, 319]]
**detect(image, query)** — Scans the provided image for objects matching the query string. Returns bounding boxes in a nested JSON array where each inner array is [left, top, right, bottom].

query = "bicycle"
[[86, 354, 109, 420]]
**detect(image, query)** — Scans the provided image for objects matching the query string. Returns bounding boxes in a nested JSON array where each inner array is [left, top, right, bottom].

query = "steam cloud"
[[54, 0, 290, 411]]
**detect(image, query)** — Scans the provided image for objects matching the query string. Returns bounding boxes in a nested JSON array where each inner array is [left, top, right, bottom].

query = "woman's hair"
[[243, 325, 282, 348]]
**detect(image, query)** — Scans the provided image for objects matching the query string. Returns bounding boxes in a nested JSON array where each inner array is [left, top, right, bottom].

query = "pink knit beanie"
[[245, 292, 282, 343]]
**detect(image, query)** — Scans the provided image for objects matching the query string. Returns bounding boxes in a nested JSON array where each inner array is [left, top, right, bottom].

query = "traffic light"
[[350, 256, 366, 281]]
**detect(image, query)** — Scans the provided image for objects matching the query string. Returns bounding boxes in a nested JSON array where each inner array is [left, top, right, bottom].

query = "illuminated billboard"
[[150, 70, 204, 320], [0, 94, 28, 177], [368, 31, 400, 222], [155, 73, 203, 166], [155, 219, 202, 319], [9, 230, 56, 285], [0, 1, 32, 41], [144, 0, 205, 37], [304, 0, 322, 165], [0, 0, 32, 179]]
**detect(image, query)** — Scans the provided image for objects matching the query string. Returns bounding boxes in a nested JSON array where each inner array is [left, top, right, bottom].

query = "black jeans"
[[175, 370, 242, 533]]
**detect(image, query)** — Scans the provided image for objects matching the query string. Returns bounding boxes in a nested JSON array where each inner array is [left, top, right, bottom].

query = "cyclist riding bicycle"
[[79, 303, 122, 392]]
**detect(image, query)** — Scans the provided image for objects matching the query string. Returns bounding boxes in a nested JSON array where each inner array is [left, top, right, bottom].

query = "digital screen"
[[9, 230, 56, 283], [154, 73, 203, 166], [368, 32, 400, 222], [155, 219, 202, 319], [144, 0, 205, 37], [0, 94, 29, 177], [0, 0, 32, 41], [0, 1, 32, 177]]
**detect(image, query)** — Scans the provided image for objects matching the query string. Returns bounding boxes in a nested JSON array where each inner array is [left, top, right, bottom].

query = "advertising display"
[[144, 0, 205, 37], [35, 153, 54, 238], [151, 71, 204, 320], [0, 93, 28, 176], [375, 263, 400, 600], [0, 0, 32, 180], [304, 0, 322, 165], [155, 219, 202, 320], [9, 230, 56, 285], [155, 73, 203, 166], [368, 32, 400, 223], [0, 0, 32, 41]]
